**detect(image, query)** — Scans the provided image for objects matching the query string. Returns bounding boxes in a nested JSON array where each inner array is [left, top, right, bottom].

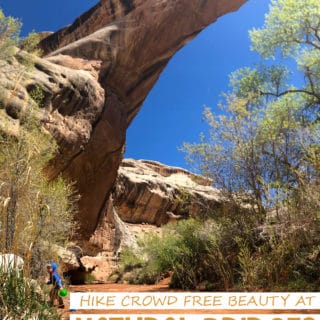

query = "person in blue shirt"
[[46, 262, 65, 308]]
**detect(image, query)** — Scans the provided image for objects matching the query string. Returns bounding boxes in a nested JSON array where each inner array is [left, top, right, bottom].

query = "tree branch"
[[260, 88, 320, 102]]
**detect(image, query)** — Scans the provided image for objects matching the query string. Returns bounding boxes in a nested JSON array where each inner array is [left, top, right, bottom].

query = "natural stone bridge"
[[0, 0, 247, 239]]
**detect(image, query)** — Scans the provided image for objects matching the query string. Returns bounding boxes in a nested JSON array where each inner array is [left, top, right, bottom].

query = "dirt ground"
[[59, 280, 320, 320]]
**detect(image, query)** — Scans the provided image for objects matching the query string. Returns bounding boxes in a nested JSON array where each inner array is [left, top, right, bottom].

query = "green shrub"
[[236, 187, 320, 291], [118, 174, 320, 292], [123, 267, 159, 285], [0, 268, 60, 319], [120, 246, 144, 272], [119, 216, 258, 290]]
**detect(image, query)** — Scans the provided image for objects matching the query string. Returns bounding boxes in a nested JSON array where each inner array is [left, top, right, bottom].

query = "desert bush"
[[120, 188, 320, 291], [0, 103, 77, 278], [120, 246, 144, 272], [119, 214, 260, 290], [119, 235, 167, 285], [237, 181, 320, 291], [0, 267, 60, 319]]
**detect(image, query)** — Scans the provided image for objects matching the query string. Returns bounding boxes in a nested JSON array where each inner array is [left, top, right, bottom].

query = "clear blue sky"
[[0, 0, 271, 170]]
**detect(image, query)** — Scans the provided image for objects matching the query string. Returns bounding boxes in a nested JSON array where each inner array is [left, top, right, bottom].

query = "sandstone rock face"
[[87, 158, 227, 281], [0, 0, 248, 238], [90, 158, 226, 254], [40, 0, 247, 238], [113, 159, 224, 226], [0, 50, 105, 177], [57, 244, 111, 284]]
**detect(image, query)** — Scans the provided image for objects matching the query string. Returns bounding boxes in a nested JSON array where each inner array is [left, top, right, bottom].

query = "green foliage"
[[0, 8, 41, 61], [120, 246, 144, 272], [0, 268, 60, 319], [120, 201, 320, 291], [0, 108, 77, 278], [250, 0, 320, 112], [119, 234, 168, 285], [229, 65, 290, 101], [250, 0, 320, 59], [117, 0, 320, 292], [180, 0, 320, 291], [182, 0, 320, 211], [20, 31, 42, 56], [85, 273, 96, 284], [119, 214, 261, 290], [0, 9, 21, 61], [173, 188, 191, 213], [29, 84, 45, 108]]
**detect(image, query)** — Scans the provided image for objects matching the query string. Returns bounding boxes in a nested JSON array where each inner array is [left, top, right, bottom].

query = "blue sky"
[[0, 0, 271, 169]]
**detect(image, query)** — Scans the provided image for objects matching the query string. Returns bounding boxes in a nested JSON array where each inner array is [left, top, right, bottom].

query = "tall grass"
[[0, 268, 60, 319]]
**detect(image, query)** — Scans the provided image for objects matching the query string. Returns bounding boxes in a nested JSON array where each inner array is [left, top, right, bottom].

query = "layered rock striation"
[[90, 158, 228, 252], [113, 158, 224, 225], [0, 0, 248, 238], [59, 158, 228, 282]]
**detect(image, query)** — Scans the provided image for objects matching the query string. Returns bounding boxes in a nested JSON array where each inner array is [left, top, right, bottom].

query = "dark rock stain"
[[119, 0, 136, 15], [68, 3, 100, 34], [109, 0, 116, 15]]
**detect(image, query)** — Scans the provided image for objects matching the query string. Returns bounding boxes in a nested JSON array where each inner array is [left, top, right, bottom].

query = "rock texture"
[[56, 244, 111, 284], [90, 158, 227, 252], [0, 0, 248, 239], [113, 159, 224, 225], [87, 158, 228, 281]]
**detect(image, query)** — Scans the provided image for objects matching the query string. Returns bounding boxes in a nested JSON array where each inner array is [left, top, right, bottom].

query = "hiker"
[[46, 262, 65, 308]]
